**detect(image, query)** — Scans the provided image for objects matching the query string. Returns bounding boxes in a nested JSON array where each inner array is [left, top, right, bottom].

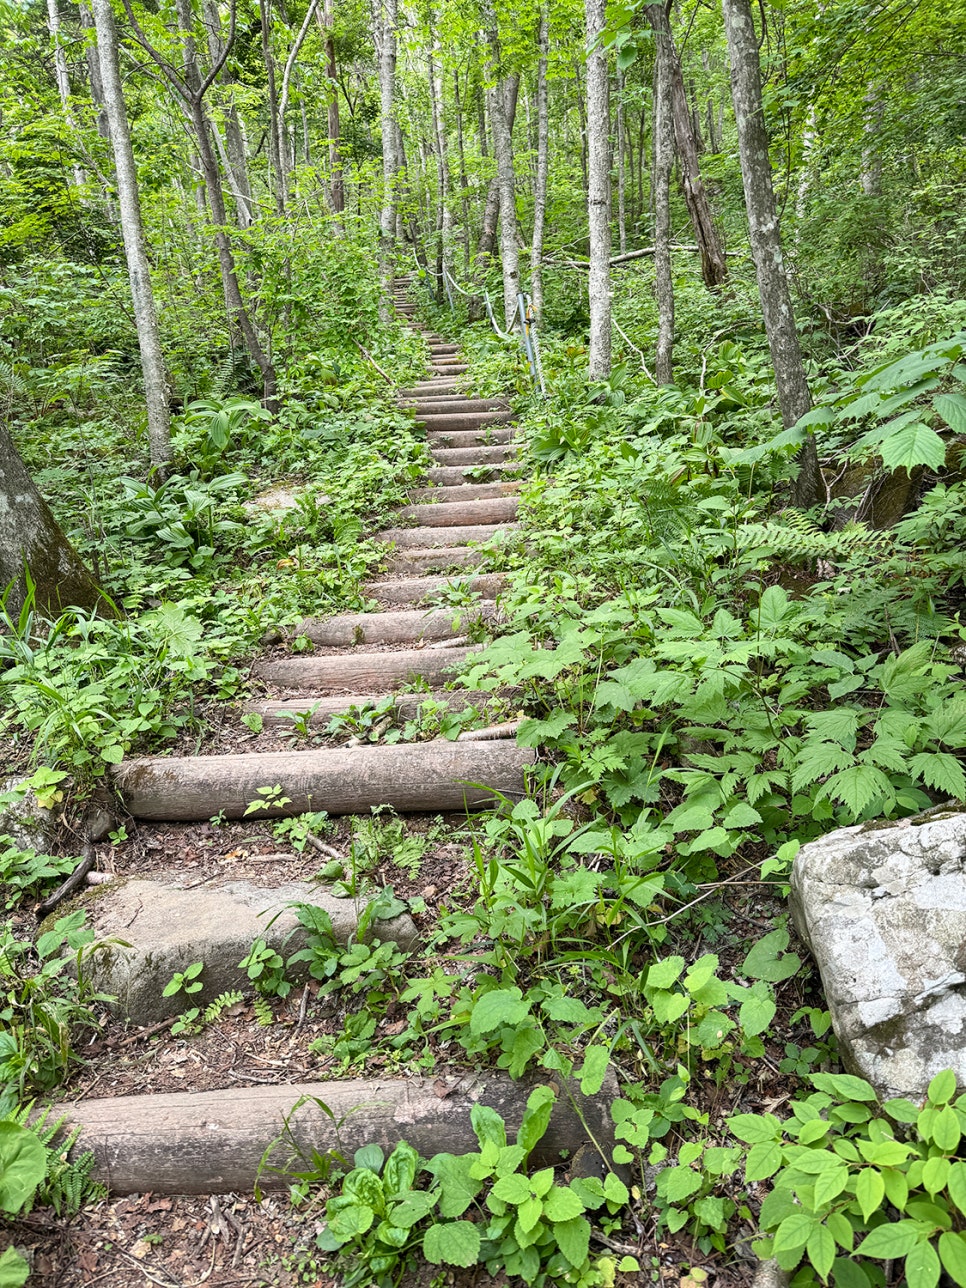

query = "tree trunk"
[[722, 0, 822, 507], [91, 0, 172, 470], [426, 21, 454, 295], [480, 0, 521, 330], [259, 0, 286, 211], [377, 0, 398, 321], [616, 71, 627, 256], [453, 70, 472, 273], [0, 426, 104, 618], [652, 19, 674, 384], [201, 0, 254, 228], [645, 5, 727, 292], [584, 0, 611, 378], [531, 5, 549, 320], [320, 0, 344, 216], [78, 2, 110, 139]]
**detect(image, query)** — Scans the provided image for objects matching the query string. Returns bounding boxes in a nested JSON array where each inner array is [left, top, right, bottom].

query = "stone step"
[[294, 603, 497, 646], [244, 687, 513, 728], [426, 464, 522, 485], [378, 523, 518, 549], [365, 571, 507, 605], [253, 645, 478, 693], [427, 428, 517, 450], [431, 445, 516, 466], [112, 741, 536, 822], [384, 547, 482, 575], [408, 481, 520, 502], [397, 497, 519, 527]]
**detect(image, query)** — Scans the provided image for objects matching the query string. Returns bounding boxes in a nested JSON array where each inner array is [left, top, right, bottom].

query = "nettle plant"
[[730, 1069, 966, 1288]]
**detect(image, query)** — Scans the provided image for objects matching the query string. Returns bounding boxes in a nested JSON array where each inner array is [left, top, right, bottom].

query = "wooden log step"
[[253, 645, 478, 692], [408, 481, 520, 502], [431, 364, 468, 374], [397, 497, 519, 527], [405, 398, 509, 415], [431, 445, 516, 466], [428, 343, 459, 353], [385, 547, 482, 575], [59, 1071, 616, 1195], [365, 571, 507, 605], [378, 523, 518, 549], [427, 428, 517, 450], [294, 603, 496, 646], [243, 688, 511, 728], [426, 464, 522, 485], [399, 382, 462, 398], [417, 411, 514, 431], [112, 741, 536, 822]]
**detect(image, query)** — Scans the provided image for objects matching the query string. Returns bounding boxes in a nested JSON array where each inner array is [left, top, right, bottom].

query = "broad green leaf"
[[469, 987, 530, 1036], [810, 1073, 878, 1102], [939, 1231, 966, 1287], [554, 1214, 591, 1269], [933, 1104, 961, 1152], [517, 1086, 555, 1155], [425, 1153, 482, 1218], [745, 1141, 783, 1182], [383, 1141, 418, 1195], [807, 1224, 836, 1280], [422, 1220, 481, 1268], [578, 1046, 610, 1096], [491, 1173, 530, 1204], [773, 1211, 817, 1255], [0, 1123, 45, 1215], [646, 956, 686, 989], [904, 1236, 941, 1288], [741, 928, 802, 983], [0, 1247, 30, 1288], [923, 1155, 951, 1195], [879, 421, 946, 473], [813, 1164, 850, 1208], [949, 1161, 966, 1215], [856, 1219, 921, 1258], [728, 1112, 781, 1144], [543, 1185, 585, 1222], [908, 751, 966, 800], [934, 392, 966, 435]]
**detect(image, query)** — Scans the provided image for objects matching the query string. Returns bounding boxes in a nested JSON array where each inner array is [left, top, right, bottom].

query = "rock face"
[[73, 876, 418, 1024], [790, 810, 966, 1099], [0, 777, 56, 853]]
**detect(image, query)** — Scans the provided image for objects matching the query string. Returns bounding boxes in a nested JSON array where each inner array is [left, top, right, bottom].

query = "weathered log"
[[112, 741, 536, 821], [59, 1071, 617, 1195], [253, 645, 478, 691], [243, 687, 512, 727], [365, 572, 507, 605], [384, 548, 482, 575], [431, 445, 516, 467], [378, 523, 518, 549], [399, 383, 462, 398], [397, 498, 519, 527], [402, 399, 508, 415], [426, 465, 521, 486], [416, 411, 513, 430], [431, 364, 468, 374], [427, 428, 517, 450], [407, 482, 519, 503], [294, 604, 496, 647]]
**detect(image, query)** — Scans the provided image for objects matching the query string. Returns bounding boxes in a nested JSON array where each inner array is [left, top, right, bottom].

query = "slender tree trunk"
[[278, 0, 320, 198], [573, 60, 588, 195], [47, 0, 86, 188], [480, 0, 521, 329], [652, 20, 674, 384], [453, 70, 472, 274], [645, 4, 727, 291], [0, 426, 104, 618], [584, 0, 611, 378], [79, 2, 110, 139], [91, 0, 171, 469], [530, 5, 550, 321], [427, 20, 453, 292], [860, 89, 883, 196], [377, 0, 399, 320], [320, 0, 344, 216], [722, 0, 821, 507], [201, 0, 254, 228], [616, 71, 627, 256], [259, 0, 286, 211]]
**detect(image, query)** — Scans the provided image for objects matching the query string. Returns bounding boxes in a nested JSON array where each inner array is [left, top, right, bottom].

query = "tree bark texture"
[[91, 0, 172, 469], [531, 6, 550, 320], [60, 1072, 618, 1195], [722, 0, 822, 507], [253, 644, 479, 691], [0, 425, 104, 618], [645, 5, 727, 292], [377, 0, 399, 320], [112, 741, 535, 820], [480, 0, 521, 331], [319, 0, 344, 215], [652, 20, 675, 384], [584, 0, 611, 378]]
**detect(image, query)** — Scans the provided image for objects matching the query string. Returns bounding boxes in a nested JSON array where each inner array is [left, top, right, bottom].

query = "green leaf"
[[469, 987, 530, 1035], [933, 1104, 961, 1152], [807, 1224, 836, 1280], [922, 1155, 951, 1195], [939, 1231, 966, 1287], [855, 1166, 886, 1223], [0, 1123, 46, 1215], [491, 1173, 530, 1204], [821, 764, 894, 818], [948, 1161, 966, 1215], [0, 1247, 30, 1288], [647, 956, 685, 989], [908, 752, 966, 800], [517, 1086, 555, 1155], [810, 1073, 878, 1102], [739, 986, 777, 1037], [425, 1154, 481, 1218], [554, 1215, 591, 1269], [904, 1237, 941, 1288], [745, 1141, 783, 1182], [933, 392, 966, 435], [422, 1220, 481, 1268], [543, 1186, 586, 1222], [383, 1141, 418, 1196], [728, 1113, 781, 1144], [879, 421, 946, 473], [741, 928, 802, 983], [856, 1220, 921, 1258], [578, 1046, 610, 1096], [813, 1164, 850, 1208], [773, 1212, 817, 1256]]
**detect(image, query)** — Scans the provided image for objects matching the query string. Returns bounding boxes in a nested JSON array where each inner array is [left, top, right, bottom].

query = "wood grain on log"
[[378, 523, 518, 549], [59, 1072, 617, 1195], [397, 498, 519, 527], [430, 446, 515, 466], [407, 482, 519, 503], [112, 741, 535, 820], [243, 687, 512, 727], [294, 604, 495, 647], [365, 572, 506, 605], [253, 645, 478, 691], [425, 465, 521, 486], [385, 548, 482, 575], [426, 428, 517, 449]]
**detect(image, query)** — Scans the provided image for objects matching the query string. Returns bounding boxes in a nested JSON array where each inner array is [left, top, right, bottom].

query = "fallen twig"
[[36, 843, 96, 918]]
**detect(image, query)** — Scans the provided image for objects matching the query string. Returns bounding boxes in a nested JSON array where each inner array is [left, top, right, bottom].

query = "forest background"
[[2, 0, 966, 1282]]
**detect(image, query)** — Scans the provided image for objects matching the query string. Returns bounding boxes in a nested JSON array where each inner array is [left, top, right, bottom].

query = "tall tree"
[[722, 0, 822, 507], [530, 6, 549, 320], [376, 0, 399, 319], [480, 0, 521, 329], [652, 13, 674, 384], [584, 0, 611, 377], [91, 0, 172, 470]]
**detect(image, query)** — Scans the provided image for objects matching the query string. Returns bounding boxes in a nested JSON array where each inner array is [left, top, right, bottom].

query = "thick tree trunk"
[[722, 0, 822, 507], [645, 4, 727, 292], [480, 0, 521, 330], [91, 0, 172, 470], [584, 0, 611, 378], [531, 6, 549, 320], [652, 21, 674, 385], [0, 426, 104, 617]]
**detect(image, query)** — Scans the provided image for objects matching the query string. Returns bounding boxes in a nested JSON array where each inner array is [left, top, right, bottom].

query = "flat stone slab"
[[74, 876, 417, 1024], [790, 810, 966, 1099]]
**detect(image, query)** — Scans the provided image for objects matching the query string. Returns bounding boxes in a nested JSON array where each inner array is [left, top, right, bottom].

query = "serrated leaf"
[[807, 1223, 836, 1279], [578, 1045, 610, 1095], [822, 764, 893, 818], [543, 1186, 585, 1222], [908, 752, 966, 800], [469, 987, 530, 1036], [647, 956, 685, 989], [554, 1214, 591, 1269], [879, 421, 946, 472], [934, 392, 966, 435], [856, 1219, 920, 1258], [422, 1220, 481, 1268]]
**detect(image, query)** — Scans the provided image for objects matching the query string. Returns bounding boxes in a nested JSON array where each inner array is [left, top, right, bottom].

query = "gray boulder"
[[0, 776, 56, 853], [72, 873, 418, 1024], [790, 810, 966, 1100]]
